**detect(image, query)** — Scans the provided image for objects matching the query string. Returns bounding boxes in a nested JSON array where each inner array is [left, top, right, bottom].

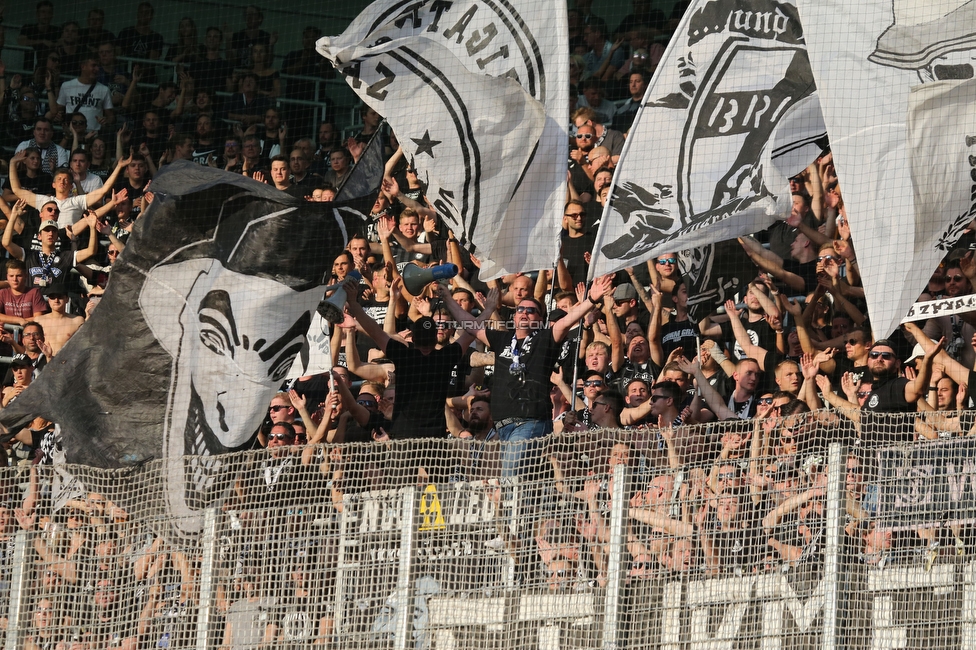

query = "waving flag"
[[589, 0, 826, 280], [317, 0, 567, 278], [797, 0, 976, 338]]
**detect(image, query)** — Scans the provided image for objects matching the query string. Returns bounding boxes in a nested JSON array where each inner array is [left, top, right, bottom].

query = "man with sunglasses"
[[569, 124, 598, 201], [922, 258, 975, 367], [863, 338, 939, 414], [561, 199, 594, 285], [440, 275, 613, 476]]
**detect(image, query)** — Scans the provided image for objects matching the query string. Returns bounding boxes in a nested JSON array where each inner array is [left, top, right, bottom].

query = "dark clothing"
[[188, 57, 234, 95], [230, 29, 272, 68], [661, 316, 698, 360], [116, 27, 164, 60], [225, 93, 271, 122], [865, 377, 914, 413], [385, 339, 463, 438], [24, 249, 73, 289], [19, 23, 59, 70], [721, 316, 776, 362], [486, 328, 562, 422], [80, 27, 115, 53], [783, 259, 819, 294], [862, 376, 916, 442], [561, 231, 594, 286]]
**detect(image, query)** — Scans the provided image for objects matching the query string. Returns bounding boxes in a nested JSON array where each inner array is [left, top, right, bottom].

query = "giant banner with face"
[[0, 161, 356, 537]]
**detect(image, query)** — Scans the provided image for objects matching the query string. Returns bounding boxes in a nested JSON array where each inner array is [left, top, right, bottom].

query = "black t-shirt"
[[722, 315, 776, 361], [189, 57, 234, 95], [24, 249, 73, 289], [385, 339, 463, 438], [861, 376, 915, 442], [230, 29, 272, 68], [783, 259, 819, 294], [486, 328, 562, 422], [18, 24, 59, 70], [616, 358, 659, 394], [561, 231, 595, 286], [661, 316, 698, 359], [116, 27, 165, 59]]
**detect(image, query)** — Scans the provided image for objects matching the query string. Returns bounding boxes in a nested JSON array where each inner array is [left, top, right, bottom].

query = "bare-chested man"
[[34, 286, 84, 354]]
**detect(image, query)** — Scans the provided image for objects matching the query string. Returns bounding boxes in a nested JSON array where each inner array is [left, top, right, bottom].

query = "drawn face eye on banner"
[[318, 0, 568, 278]]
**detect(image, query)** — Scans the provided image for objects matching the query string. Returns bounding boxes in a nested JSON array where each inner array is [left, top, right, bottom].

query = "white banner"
[[589, 0, 826, 279], [287, 311, 333, 379], [902, 293, 976, 322], [796, 0, 976, 339], [317, 0, 567, 279], [908, 77, 976, 258]]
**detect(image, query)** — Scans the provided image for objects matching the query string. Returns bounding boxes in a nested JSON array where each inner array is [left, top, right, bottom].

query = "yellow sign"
[[419, 484, 446, 530]]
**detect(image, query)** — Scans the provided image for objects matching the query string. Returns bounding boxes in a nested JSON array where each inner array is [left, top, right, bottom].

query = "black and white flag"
[[589, 0, 826, 279], [0, 162, 357, 537], [797, 0, 976, 338], [317, 0, 567, 278]]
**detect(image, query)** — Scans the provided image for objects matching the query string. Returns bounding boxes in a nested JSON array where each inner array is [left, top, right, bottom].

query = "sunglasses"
[[269, 404, 290, 412], [818, 255, 838, 264], [583, 379, 605, 387], [564, 212, 585, 218], [357, 400, 377, 407], [947, 275, 966, 282], [575, 133, 594, 140], [758, 397, 774, 405], [868, 350, 895, 360], [656, 257, 677, 265], [846, 338, 862, 346], [856, 390, 871, 398], [516, 305, 540, 315], [650, 395, 668, 402], [107, 250, 120, 257], [268, 433, 295, 442]]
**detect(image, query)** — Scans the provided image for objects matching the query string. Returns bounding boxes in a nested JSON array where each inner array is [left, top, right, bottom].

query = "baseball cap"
[[39, 219, 59, 231], [10, 354, 33, 368]]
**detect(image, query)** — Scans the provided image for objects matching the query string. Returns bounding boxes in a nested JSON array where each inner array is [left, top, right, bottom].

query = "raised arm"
[[7, 152, 38, 206], [85, 154, 133, 208], [2, 200, 27, 261], [678, 356, 738, 421], [552, 274, 613, 342], [344, 278, 391, 352]]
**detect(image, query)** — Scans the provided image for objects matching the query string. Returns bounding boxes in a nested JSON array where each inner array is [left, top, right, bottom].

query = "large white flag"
[[796, 0, 976, 339], [908, 77, 976, 260], [589, 0, 826, 280], [317, 0, 567, 278]]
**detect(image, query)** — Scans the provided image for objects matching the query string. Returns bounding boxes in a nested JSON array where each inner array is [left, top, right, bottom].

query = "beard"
[[871, 367, 898, 383]]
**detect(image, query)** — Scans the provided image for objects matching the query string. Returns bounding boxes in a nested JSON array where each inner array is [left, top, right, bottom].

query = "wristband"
[[589, 297, 603, 309], [929, 386, 938, 391], [710, 346, 728, 364]]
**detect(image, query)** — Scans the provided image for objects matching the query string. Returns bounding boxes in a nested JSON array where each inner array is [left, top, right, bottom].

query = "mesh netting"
[[0, 414, 973, 648]]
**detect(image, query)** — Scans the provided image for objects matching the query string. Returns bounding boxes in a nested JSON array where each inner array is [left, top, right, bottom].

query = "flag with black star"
[[317, 0, 568, 278]]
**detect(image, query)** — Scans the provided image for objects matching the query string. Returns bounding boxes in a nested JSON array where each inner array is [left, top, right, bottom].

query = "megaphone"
[[402, 263, 458, 295], [317, 270, 362, 324]]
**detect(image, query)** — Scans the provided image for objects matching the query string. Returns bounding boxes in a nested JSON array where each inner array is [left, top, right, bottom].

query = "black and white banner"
[[317, 0, 567, 278], [796, 0, 976, 339], [0, 162, 358, 537], [876, 436, 976, 530], [903, 293, 976, 323], [589, 0, 826, 279]]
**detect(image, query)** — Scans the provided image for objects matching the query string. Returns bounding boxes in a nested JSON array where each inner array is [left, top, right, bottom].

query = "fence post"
[[193, 508, 219, 650], [4, 530, 29, 650], [393, 486, 417, 650], [821, 442, 847, 650], [602, 462, 630, 650]]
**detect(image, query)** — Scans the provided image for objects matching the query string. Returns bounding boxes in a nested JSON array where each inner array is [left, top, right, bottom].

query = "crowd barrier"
[[2, 412, 976, 648]]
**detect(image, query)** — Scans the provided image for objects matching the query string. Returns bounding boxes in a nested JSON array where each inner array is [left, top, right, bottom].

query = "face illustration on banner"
[[869, 0, 976, 82], [141, 259, 316, 454]]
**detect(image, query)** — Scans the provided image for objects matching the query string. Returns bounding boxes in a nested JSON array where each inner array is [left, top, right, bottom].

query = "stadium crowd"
[[0, 0, 970, 646]]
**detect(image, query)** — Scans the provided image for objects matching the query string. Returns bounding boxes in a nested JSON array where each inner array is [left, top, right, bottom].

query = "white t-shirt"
[[35, 194, 89, 228], [57, 79, 114, 132], [74, 174, 103, 194]]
